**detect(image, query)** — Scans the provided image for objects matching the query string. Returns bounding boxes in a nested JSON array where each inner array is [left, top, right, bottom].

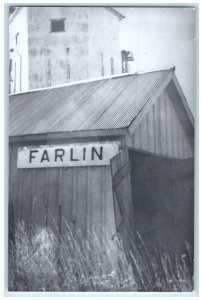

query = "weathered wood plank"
[[140, 115, 148, 151], [139, 124, 142, 150], [75, 167, 88, 236], [101, 167, 105, 238], [152, 105, 157, 153], [61, 167, 74, 235], [90, 167, 102, 237], [117, 151, 122, 172], [166, 93, 173, 157], [9, 145, 19, 229], [157, 96, 162, 155], [111, 152, 119, 176], [46, 168, 60, 234], [21, 169, 33, 228], [72, 167, 77, 231], [172, 100, 179, 158], [18, 169, 24, 223], [30, 169, 47, 228], [124, 134, 132, 147], [154, 101, 160, 154], [159, 94, 167, 155], [147, 106, 155, 153], [132, 127, 140, 149], [146, 113, 150, 151], [182, 128, 188, 159], [105, 167, 116, 239], [112, 161, 131, 189], [86, 167, 92, 238], [164, 92, 169, 156], [187, 138, 194, 158], [176, 114, 181, 158]]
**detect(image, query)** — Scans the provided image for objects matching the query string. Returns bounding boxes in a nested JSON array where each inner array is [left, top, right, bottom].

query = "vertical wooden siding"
[[9, 143, 116, 239], [125, 90, 194, 158]]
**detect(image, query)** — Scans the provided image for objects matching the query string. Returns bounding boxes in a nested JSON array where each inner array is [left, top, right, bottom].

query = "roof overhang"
[[9, 67, 193, 140], [9, 128, 128, 144]]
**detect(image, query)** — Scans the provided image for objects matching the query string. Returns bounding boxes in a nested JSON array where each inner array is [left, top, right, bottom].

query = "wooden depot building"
[[9, 67, 194, 253]]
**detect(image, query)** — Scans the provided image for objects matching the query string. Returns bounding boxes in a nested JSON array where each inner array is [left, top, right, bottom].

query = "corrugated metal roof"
[[9, 69, 172, 137]]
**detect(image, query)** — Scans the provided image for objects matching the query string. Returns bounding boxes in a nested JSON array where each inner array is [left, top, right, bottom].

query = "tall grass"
[[8, 220, 193, 292]]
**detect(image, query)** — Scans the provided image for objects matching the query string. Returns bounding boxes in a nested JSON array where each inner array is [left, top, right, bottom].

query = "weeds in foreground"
[[8, 221, 193, 292]]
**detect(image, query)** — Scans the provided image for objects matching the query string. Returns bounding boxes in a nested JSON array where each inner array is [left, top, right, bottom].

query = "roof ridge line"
[[9, 67, 175, 97], [9, 72, 137, 96]]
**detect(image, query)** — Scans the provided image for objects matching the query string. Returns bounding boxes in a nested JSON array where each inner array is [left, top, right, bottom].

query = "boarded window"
[[50, 19, 65, 32]]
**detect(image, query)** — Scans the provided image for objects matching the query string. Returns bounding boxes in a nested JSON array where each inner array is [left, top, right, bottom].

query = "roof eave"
[[9, 128, 129, 144]]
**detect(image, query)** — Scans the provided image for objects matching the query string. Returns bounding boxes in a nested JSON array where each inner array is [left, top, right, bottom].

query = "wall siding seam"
[[164, 93, 168, 156], [152, 105, 156, 153], [72, 168, 77, 228], [158, 97, 162, 155], [177, 113, 181, 159], [170, 97, 174, 157], [18, 169, 23, 223], [146, 114, 150, 151], [30, 169, 35, 228], [181, 125, 185, 159], [101, 167, 104, 250], [139, 124, 142, 150]]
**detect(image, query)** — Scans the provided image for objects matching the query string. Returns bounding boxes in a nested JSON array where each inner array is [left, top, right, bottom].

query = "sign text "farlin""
[[17, 142, 119, 168]]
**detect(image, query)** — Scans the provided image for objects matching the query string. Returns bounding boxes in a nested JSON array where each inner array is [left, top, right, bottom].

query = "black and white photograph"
[[7, 4, 197, 293]]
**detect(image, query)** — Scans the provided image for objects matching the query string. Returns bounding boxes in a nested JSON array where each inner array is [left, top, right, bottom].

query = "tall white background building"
[[9, 7, 125, 93]]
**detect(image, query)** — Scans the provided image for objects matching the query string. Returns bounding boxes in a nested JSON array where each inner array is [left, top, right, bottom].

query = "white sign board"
[[17, 142, 120, 169]]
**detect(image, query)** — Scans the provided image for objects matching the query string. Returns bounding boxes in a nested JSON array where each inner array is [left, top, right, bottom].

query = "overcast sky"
[[116, 7, 196, 114]]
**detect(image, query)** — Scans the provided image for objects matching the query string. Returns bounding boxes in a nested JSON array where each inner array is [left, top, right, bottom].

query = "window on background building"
[[19, 55, 22, 92], [9, 59, 13, 78], [101, 52, 104, 77], [47, 59, 51, 86], [66, 48, 70, 82], [50, 19, 66, 32], [14, 62, 16, 93], [110, 57, 114, 75], [9, 59, 13, 94]]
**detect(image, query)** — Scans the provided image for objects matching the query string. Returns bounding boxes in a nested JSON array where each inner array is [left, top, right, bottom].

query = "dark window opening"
[[50, 19, 65, 32]]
